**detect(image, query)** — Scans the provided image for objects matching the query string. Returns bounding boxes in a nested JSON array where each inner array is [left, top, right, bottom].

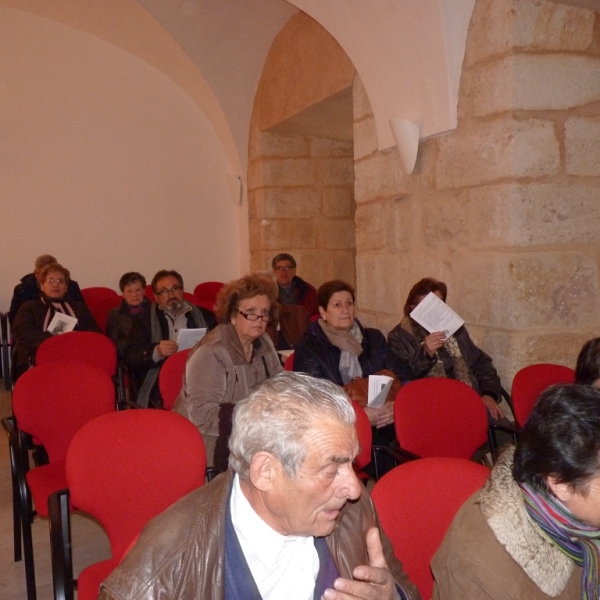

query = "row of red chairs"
[[2, 330, 577, 600], [81, 282, 224, 333]]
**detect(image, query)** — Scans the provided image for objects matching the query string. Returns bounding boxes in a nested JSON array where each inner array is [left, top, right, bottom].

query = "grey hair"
[[229, 371, 355, 479]]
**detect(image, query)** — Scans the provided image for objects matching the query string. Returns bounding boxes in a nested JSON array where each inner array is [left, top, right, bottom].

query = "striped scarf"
[[41, 295, 77, 332], [520, 482, 600, 599]]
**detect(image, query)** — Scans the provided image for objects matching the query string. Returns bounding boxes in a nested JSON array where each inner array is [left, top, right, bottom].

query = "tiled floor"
[[0, 382, 111, 600]]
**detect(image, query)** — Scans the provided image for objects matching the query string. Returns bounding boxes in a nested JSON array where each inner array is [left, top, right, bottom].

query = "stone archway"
[[247, 11, 357, 288]]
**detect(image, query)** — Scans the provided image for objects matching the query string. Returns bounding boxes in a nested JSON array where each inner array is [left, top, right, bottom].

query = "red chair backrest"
[[12, 362, 116, 462], [66, 410, 206, 562], [351, 400, 372, 474], [36, 331, 117, 378], [85, 295, 122, 334], [511, 363, 575, 427], [159, 349, 191, 410], [371, 457, 489, 600], [193, 282, 224, 311], [81, 287, 119, 305], [283, 352, 295, 371], [394, 378, 488, 459]]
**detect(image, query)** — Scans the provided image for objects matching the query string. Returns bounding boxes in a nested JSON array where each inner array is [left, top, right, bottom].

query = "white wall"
[[0, 7, 243, 309]]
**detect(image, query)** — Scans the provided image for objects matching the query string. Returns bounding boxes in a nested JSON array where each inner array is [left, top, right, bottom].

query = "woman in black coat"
[[13, 263, 100, 380], [387, 277, 505, 421], [293, 280, 412, 458]]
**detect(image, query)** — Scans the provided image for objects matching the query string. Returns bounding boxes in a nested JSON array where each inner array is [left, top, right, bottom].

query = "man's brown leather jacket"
[[98, 471, 420, 600]]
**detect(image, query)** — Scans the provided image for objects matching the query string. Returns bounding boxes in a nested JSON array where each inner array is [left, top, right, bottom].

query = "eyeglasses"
[[156, 285, 183, 297], [274, 266, 295, 272], [236, 309, 273, 322], [46, 278, 66, 285]]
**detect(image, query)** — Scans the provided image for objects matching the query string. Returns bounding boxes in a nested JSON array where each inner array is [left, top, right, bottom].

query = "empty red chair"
[[84, 295, 122, 334], [372, 457, 489, 599], [50, 409, 207, 600], [511, 363, 575, 427], [6, 362, 116, 600], [193, 281, 224, 311], [80, 287, 119, 305], [36, 331, 117, 379], [394, 378, 489, 460], [158, 348, 191, 410]]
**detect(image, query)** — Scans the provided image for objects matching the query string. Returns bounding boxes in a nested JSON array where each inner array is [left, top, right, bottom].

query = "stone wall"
[[353, 0, 600, 384], [248, 129, 355, 285]]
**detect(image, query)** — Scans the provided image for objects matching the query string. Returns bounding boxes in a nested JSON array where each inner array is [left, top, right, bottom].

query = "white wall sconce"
[[389, 118, 420, 174]]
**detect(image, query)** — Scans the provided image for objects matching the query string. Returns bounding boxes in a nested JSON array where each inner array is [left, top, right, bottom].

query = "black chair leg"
[[19, 483, 37, 600], [49, 490, 74, 600]]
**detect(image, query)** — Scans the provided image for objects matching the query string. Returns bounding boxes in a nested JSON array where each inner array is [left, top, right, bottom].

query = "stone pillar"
[[353, 0, 600, 383]]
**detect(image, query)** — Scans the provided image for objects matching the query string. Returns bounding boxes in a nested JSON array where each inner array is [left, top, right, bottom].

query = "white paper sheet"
[[47, 312, 78, 335], [176, 328, 206, 350], [368, 374, 393, 408], [409, 292, 464, 337]]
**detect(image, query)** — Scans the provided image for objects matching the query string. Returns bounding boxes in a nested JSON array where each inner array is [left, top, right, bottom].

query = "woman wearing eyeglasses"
[[173, 273, 282, 471], [12, 262, 100, 380]]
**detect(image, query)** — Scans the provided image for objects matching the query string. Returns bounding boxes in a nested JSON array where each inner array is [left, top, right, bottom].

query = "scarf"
[[520, 482, 600, 599], [400, 315, 472, 387], [318, 319, 363, 384], [41, 294, 77, 332]]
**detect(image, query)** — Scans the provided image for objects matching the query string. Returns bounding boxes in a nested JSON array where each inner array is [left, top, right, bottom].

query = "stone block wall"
[[353, 0, 600, 384], [248, 127, 355, 287]]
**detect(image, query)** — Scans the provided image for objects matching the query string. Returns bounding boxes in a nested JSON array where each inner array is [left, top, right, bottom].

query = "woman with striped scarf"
[[12, 262, 99, 380], [432, 383, 600, 600]]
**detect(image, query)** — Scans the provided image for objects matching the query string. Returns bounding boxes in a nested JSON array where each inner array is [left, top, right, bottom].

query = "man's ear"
[[547, 475, 573, 503], [248, 451, 279, 493]]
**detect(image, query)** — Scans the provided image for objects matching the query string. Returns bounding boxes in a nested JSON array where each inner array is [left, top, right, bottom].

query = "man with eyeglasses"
[[124, 270, 216, 407], [8, 254, 84, 326], [271, 253, 318, 317]]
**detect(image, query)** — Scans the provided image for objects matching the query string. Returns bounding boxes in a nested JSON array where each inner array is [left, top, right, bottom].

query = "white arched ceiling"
[[286, 0, 476, 148], [2, 0, 475, 163]]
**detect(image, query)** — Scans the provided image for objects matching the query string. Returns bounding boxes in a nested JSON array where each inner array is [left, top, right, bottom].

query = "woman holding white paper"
[[173, 273, 282, 471], [388, 277, 505, 420], [293, 280, 412, 437], [12, 262, 100, 380]]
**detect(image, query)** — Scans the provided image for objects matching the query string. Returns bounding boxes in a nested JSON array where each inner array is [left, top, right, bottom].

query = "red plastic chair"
[[158, 348, 191, 411], [371, 457, 489, 600], [80, 286, 119, 305], [511, 363, 575, 427], [351, 400, 372, 477], [283, 351, 295, 371], [36, 331, 117, 379], [193, 281, 224, 311], [49, 409, 207, 600], [84, 295, 122, 334], [394, 378, 489, 460], [4, 362, 116, 600]]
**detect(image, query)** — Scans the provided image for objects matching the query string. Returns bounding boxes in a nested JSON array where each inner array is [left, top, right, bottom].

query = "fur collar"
[[478, 447, 575, 596]]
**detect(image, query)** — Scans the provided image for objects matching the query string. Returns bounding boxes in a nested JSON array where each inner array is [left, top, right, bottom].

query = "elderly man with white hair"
[[99, 371, 419, 600]]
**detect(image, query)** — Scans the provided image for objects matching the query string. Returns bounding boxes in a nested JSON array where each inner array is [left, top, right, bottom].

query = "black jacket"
[[293, 319, 413, 384], [387, 323, 502, 400], [105, 298, 150, 360], [9, 272, 84, 325]]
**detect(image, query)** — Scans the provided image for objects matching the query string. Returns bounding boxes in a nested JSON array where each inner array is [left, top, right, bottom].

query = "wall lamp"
[[389, 118, 420, 174]]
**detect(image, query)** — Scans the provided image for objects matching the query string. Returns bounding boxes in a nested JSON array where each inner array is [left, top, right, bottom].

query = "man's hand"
[[322, 527, 397, 600], [482, 394, 504, 420], [157, 340, 179, 358], [364, 404, 394, 429]]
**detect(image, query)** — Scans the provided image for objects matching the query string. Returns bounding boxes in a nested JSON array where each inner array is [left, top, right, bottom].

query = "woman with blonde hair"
[[173, 273, 282, 470]]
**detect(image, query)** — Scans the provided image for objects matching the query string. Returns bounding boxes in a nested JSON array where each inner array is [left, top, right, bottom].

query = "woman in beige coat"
[[432, 383, 600, 600], [173, 274, 282, 471]]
